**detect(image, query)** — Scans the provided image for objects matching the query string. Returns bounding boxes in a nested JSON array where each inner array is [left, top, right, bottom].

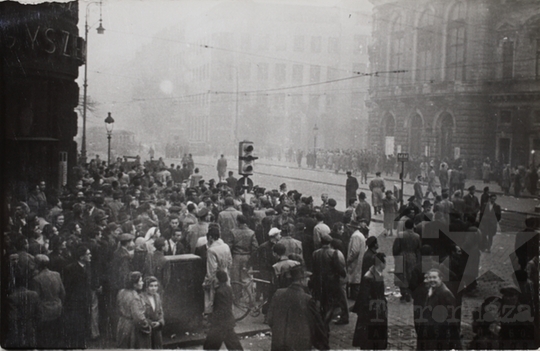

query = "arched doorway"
[[409, 114, 423, 157], [382, 113, 395, 155], [438, 112, 454, 161]]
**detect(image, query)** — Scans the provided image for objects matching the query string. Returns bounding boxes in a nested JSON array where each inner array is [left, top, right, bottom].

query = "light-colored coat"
[[347, 230, 366, 284]]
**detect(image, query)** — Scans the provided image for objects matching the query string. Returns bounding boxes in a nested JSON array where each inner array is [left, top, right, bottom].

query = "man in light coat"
[[217, 197, 242, 246], [346, 219, 367, 300], [203, 224, 233, 315], [31, 254, 65, 348]]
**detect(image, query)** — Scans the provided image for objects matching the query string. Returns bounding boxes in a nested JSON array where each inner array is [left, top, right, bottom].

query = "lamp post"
[[532, 150, 536, 169], [105, 112, 114, 165], [313, 124, 319, 151], [81, 0, 105, 164]]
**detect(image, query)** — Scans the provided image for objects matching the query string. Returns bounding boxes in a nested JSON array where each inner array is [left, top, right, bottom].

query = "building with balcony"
[[366, 0, 540, 171]]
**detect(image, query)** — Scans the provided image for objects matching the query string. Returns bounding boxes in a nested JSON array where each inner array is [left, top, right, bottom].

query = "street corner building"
[[1, 1, 84, 198], [366, 0, 540, 173]]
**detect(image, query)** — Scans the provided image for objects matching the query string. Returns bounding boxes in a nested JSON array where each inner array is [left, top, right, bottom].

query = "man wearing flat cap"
[[312, 232, 346, 326], [355, 192, 371, 226]]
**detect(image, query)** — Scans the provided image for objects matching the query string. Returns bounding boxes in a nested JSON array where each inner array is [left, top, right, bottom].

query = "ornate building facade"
[[367, 0, 540, 171]]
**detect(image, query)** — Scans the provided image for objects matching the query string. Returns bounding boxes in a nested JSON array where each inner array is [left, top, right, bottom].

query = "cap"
[[366, 236, 378, 248], [358, 192, 366, 199], [321, 232, 333, 244], [197, 207, 209, 219], [422, 200, 432, 208], [118, 233, 135, 242], [268, 227, 282, 237], [169, 206, 182, 214], [327, 198, 337, 207], [347, 220, 362, 229], [346, 171, 352, 175], [468, 185, 476, 191]]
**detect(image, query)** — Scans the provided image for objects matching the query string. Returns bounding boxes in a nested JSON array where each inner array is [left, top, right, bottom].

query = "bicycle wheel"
[[231, 281, 251, 321]]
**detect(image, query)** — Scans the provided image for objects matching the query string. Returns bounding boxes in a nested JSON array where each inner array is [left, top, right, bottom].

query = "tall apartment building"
[[367, 0, 540, 170], [182, 1, 371, 154]]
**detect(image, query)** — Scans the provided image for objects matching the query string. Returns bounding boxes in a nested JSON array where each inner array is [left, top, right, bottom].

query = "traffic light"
[[238, 141, 258, 176]]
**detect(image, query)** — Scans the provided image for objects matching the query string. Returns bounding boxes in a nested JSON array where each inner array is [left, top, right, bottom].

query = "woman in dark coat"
[[116, 271, 151, 349], [141, 276, 165, 349], [352, 253, 388, 350]]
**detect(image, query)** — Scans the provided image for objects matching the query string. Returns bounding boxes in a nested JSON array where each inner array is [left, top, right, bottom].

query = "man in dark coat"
[[324, 198, 344, 229], [479, 193, 501, 253], [463, 185, 480, 223], [352, 252, 388, 349], [268, 266, 329, 351], [355, 192, 371, 225], [345, 171, 359, 205], [63, 245, 93, 348], [203, 270, 243, 350], [312, 233, 346, 326]]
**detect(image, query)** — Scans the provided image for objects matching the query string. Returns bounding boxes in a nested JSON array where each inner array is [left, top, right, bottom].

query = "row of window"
[[192, 62, 369, 83], [210, 32, 369, 54], [499, 110, 540, 125], [189, 92, 366, 110]]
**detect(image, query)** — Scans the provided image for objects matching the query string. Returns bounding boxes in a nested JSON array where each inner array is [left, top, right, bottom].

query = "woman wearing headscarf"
[[116, 271, 151, 349], [140, 276, 165, 349]]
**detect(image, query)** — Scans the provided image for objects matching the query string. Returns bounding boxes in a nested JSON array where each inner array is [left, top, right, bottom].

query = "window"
[[536, 39, 540, 79], [534, 110, 540, 124], [502, 38, 514, 79], [308, 94, 319, 112], [328, 37, 340, 53], [292, 64, 303, 84], [257, 63, 268, 81], [354, 35, 368, 54], [500, 110, 512, 124], [390, 16, 405, 84], [327, 67, 339, 81], [240, 62, 251, 80], [275, 64, 286, 83], [310, 65, 320, 83], [446, 3, 467, 81], [258, 35, 269, 51], [416, 10, 435, 82], [276, 36, 287, 51], [311, 36, 321, 53], [294, 36, 305, 52], [241, 34, 251, 51]]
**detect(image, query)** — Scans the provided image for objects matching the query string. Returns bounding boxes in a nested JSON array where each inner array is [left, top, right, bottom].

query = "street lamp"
[[105, 112, 114, 165], [81, 0, 105, 164], [532, 150, 536, 169], [313, 124, 319, 151]]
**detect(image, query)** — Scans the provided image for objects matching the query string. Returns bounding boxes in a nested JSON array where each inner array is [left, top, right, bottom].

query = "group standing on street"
[[4, 151, 539, 350]]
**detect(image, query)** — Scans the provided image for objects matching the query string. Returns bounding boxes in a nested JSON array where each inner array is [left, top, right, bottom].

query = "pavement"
[[154, 221, 519, 350], [188, 155, 540, 215]]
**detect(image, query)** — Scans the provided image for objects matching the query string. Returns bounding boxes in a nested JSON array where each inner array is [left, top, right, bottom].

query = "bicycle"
[[231, 270, 272, 321]]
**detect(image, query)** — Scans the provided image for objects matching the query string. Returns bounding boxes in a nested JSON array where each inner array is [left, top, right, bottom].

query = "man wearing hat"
[[347, 219, 367, 300], [361, 236, 379, 278], [268, 265, 329, 351], [324, 198, 344, 229], [369, 172, 385, 215], [312, 232, 346, 326], [345, 171, 359, 206], [256, 228, 282, 320], [355, 192, 371, 225], [230, 215, 258, 292], [382, 191, 398, 236], [479, 193, 501, 253], [414, 200, 433, 225], [185, 207, 210, 254], [463, 185, 480, 223]]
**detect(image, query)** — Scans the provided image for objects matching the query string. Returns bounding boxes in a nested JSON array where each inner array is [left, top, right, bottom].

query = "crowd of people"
[[3, 153, 539, 350]]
